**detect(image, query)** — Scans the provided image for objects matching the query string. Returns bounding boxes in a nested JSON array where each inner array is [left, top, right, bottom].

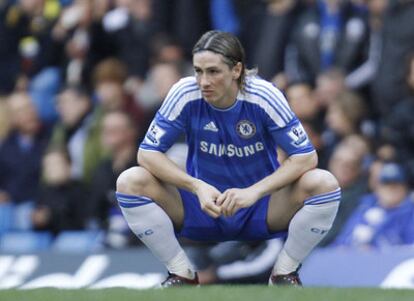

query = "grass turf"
[[1, 286, 414, 301]]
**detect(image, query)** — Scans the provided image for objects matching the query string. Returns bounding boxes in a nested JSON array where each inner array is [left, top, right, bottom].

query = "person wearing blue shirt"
[[334, 162, 414, 248], [115, 30, 341, 287]]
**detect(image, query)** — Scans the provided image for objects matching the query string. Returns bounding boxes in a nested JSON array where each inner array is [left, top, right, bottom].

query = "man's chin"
[[203, 96, 216, 104]]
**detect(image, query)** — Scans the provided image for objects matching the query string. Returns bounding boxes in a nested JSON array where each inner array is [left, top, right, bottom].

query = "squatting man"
[[115, 30, 341, 287]]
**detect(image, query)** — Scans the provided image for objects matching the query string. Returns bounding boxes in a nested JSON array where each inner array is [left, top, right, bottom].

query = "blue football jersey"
[[140, 76, 315, 192]]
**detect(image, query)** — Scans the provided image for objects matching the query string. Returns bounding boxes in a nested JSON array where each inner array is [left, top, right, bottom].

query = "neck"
[[213, 84, 239, 109]]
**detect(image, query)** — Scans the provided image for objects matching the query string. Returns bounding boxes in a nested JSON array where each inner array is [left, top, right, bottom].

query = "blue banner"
[[1, 246, 414, 289]]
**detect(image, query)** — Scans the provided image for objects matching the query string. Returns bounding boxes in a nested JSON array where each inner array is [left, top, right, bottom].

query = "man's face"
[[376, 182, 408, 208], [101, 113, 134, 152], [193, 51, 241, 108], [8, 94, 40, 135], [56, 90, 90, 126]]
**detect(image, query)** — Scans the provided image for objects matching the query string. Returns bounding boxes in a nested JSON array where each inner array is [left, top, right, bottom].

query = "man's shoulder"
[[159, 76, 201, 120], [242, 76, 293, 126], [173, 76, 199, 90], [165, 76, 200, 102], [244, 76, 285, 100]]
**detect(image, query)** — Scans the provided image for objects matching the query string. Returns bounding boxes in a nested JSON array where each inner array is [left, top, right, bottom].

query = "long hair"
[[192, 30, 256, 92]]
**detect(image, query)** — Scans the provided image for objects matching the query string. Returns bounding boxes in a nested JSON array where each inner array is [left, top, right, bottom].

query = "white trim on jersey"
[[138, 148, 164, 153], [158, 76, 295, 127], [290, 150, 317, 156], [244, 78, 294, 126], [168, 89, 201, 121], [240, 96, 287, 128], [247, 78, 293, 120], [159, 77, 199, 118]]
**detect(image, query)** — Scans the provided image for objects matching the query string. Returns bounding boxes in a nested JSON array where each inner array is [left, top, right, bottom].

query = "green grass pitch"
[[1, 286, 414, 301]]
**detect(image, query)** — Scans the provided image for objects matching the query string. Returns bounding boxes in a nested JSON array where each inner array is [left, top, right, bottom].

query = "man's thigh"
[[121, 166, 185, 229], [155, 181, 185, 230], [266, 182, 305, 232]]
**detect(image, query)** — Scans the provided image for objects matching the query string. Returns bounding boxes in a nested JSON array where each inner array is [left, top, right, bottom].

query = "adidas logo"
[[203, 121, 219, 132]]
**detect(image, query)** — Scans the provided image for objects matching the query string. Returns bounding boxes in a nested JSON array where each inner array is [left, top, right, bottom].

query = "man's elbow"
[[137, 149, 164, 170], [292, 151, 318, 172], [137, 149, 149, 167], [307, 151, 318, 170]]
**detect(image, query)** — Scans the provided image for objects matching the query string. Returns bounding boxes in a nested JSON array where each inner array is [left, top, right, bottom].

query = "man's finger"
[[205, 206, 221, 218], [227, 199, 237, 216], [215, 191, 227, 206], [222, 198, 232, 217], [205, 201, 222, 216], [230, 202, 239, 216]]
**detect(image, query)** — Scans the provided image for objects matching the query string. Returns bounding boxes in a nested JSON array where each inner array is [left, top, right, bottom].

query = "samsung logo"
[[200, 141, 264, 157]]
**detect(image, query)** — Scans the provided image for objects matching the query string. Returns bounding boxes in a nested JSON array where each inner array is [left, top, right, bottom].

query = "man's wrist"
[[248, 184, 266, 200], [189, 178, 203, 194]]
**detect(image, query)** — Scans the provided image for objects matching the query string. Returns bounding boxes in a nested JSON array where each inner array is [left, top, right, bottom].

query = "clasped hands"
[[194, 180, 260, 218]]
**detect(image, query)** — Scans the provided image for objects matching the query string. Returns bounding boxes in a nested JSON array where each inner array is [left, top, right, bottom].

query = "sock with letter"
[[273, 188, 341, 275], [117, 192, 195, 279]]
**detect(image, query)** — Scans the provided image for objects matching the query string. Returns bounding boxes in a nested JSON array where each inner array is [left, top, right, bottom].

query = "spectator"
[[320, 136, 370, 246], [0, 92, 50, 230], [53, 0, 112, 89], [0, 0, 61, 94], [87, 110, 138, 248], [285, 81, 327, 167], [370, 0, 414, 119], [147, 33, 193, 74], [334, 162, 414, 248], [287, 0, 368, 83], [93, 57, 145, 128], [323, 90, 367, 160], [345, 0, 387, 94], [232, 0, 269, 64], [285, 81, 323, 123], [49, 85, 105, 184], [32, 147, 87, 235], [102, 0, 160, 80], [0, 1, 25, 94], [172, 0, 210, 56], [381, 53, 414, 184], [135, 60, 184, 137], [252, 0, 302, 81], [314, 68, 347, 108]]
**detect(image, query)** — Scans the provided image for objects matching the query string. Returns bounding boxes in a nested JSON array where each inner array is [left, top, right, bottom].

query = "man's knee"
[[298, 169, 339, 197], [116, 166, 153, 195]]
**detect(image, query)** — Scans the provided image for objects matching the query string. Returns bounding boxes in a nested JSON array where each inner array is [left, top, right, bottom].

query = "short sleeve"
[[139, 76, 199, 152], [139, 112, 185, 153], [268, 116, 315, 156]]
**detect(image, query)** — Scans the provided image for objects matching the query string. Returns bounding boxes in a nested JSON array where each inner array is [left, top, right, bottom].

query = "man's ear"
[[232, 62, 242, 80]]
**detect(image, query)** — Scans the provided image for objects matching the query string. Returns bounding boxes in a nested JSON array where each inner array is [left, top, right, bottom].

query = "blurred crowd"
[[1, 0, 414, 282]]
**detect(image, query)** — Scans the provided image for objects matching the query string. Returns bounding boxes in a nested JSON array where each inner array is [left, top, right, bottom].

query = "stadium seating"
[[0, 204, 13, 234], [0, 231, 53, 253], [51, 230, 104, 253]]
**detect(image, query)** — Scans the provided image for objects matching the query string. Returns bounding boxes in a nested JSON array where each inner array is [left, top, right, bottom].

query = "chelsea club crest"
[[236, 120, 256, 139]]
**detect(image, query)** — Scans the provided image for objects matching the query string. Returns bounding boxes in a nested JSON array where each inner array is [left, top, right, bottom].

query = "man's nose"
[[200, 74, 210, 87]]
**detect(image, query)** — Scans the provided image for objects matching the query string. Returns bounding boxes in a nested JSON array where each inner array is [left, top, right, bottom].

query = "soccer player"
[[116, 30, 341, 287]]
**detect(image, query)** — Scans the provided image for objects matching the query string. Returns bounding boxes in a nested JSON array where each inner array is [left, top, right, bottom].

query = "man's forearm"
[[138, 149, 199, 193], [249, 151, 318, 199]]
